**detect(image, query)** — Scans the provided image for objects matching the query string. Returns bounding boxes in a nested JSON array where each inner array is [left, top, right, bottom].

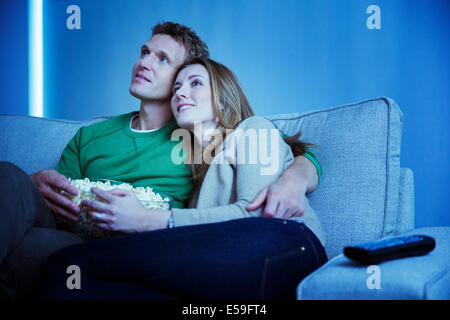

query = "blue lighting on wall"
[[28, 0, 43, 117]]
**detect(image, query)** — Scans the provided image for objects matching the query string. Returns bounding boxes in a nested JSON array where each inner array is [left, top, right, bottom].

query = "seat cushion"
[[266, 97, 405, 258], [296, 227, 450, 300]]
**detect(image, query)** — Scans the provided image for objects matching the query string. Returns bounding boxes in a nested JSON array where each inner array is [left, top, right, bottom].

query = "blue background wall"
[[0, 0, 28, 116], [1, 0, 449, 228]]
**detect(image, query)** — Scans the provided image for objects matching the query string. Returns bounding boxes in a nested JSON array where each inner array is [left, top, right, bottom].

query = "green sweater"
[[55, 112, 193, 208]]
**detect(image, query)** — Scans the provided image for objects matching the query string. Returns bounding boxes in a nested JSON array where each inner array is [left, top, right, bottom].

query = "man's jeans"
[[42, 217, 327, 300], [0, 162, 83, 300]]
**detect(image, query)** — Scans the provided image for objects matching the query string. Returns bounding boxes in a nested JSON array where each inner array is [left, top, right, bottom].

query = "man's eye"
[[141, 49, 149, 57]]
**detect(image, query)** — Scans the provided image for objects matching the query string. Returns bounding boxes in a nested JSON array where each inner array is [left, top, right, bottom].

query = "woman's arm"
[[80, 188, 255, 233], [172, 158, 317, 227], [171, 116, 295, 228], [83, 155, 318, 232]]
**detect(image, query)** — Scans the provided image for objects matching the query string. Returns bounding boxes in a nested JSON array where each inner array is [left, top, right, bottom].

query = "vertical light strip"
[[29, 0, 43, 117]]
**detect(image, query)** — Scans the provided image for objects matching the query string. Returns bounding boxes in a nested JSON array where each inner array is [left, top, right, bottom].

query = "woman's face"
[[171, 64, 218, 131]]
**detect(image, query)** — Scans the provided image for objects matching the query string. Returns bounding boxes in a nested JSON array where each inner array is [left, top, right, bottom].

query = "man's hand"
[[247, 176, 308, 219], [246, 155, 318, 219], [30, 169, 80, 224]]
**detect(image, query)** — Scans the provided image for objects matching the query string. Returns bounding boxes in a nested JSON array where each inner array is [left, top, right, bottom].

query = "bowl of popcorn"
[[58, 177, 172, 240]]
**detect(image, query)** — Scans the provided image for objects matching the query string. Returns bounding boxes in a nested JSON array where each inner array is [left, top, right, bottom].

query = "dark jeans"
[[0, 162, 83, 300], [42, 217, 327, 300]]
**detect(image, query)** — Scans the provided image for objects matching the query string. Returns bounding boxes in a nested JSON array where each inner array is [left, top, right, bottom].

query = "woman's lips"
[[177, 104, 195, 112]]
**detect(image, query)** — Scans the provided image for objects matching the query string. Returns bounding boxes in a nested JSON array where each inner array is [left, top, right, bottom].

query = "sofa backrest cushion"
[[0, 115, 109, 175], [266, 97, 404, 258]]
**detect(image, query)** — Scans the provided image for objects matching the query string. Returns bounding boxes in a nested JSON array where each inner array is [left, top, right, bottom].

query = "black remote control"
[[343, 234, 436, 264]]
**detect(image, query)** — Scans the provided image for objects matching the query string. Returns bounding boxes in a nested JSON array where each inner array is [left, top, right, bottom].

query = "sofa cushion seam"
[[423, 267, 450, 300], [1, 114, 111, 125], [266, 96, 389, 122], [381, 98, 391, 237]]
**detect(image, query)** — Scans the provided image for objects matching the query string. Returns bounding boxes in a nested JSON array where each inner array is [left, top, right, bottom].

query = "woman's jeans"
[[42, 217, 327, 300]]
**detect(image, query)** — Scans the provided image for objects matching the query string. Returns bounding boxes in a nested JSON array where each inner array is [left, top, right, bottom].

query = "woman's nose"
[[176, 85, 189, 99]]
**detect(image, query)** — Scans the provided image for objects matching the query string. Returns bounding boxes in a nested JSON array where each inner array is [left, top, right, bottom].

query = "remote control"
[[343, 234, 436, 264]]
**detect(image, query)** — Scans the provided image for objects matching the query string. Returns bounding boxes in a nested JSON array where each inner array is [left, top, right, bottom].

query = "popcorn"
[[59, 178, 172, 240]]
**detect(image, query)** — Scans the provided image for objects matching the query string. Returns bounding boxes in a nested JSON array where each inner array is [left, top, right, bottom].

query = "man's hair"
[[152, 21, 210, 62]]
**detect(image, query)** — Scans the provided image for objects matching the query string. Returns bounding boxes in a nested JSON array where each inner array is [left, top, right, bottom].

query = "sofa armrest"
[[297, 227, 450, 300], [395, 167, 415, 235]]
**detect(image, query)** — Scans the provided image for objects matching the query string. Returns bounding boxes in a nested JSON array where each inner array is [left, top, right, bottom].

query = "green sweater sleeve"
[[54, 128, 83, 178], [303, 148, 322, 184], [281, 134, 322, 184]]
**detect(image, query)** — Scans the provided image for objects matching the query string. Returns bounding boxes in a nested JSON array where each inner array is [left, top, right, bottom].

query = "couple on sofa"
[[0, 22, 326, 299]]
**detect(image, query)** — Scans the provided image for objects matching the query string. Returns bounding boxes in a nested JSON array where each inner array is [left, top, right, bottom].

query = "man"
[[0, 22, 321, 299]]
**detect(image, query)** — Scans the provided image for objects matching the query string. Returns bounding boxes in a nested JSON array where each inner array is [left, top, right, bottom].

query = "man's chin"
[[129, 87, 145, 100], [129, 88, 172, 104], [129, 87, 153, 100]]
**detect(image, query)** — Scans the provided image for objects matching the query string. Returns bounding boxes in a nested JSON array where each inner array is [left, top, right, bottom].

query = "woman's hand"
[[80, 188, 171, 233]]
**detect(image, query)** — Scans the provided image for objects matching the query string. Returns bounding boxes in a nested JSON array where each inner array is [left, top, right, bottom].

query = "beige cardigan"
[[171, 116, 325, 246]]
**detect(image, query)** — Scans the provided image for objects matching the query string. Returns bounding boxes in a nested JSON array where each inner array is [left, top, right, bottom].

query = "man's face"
[[129, 34, 187, 102]]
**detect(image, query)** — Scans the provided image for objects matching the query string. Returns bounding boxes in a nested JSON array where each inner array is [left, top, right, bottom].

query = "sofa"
[[0, 96, 448, 299]]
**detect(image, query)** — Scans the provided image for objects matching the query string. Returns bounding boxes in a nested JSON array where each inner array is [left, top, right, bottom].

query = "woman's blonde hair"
[[175, 58, 314, 204]]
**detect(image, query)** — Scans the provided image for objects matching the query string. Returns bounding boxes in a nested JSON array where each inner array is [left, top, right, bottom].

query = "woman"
[[41, 58, 327, 300]]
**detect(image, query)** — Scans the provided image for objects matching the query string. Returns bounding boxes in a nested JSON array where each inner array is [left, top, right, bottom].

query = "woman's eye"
[[192, 80, 201, 86], [160, 57, 168, 63]]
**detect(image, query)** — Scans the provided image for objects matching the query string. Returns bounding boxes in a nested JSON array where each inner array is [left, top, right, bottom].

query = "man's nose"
[[140, 53, 157, 70]]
